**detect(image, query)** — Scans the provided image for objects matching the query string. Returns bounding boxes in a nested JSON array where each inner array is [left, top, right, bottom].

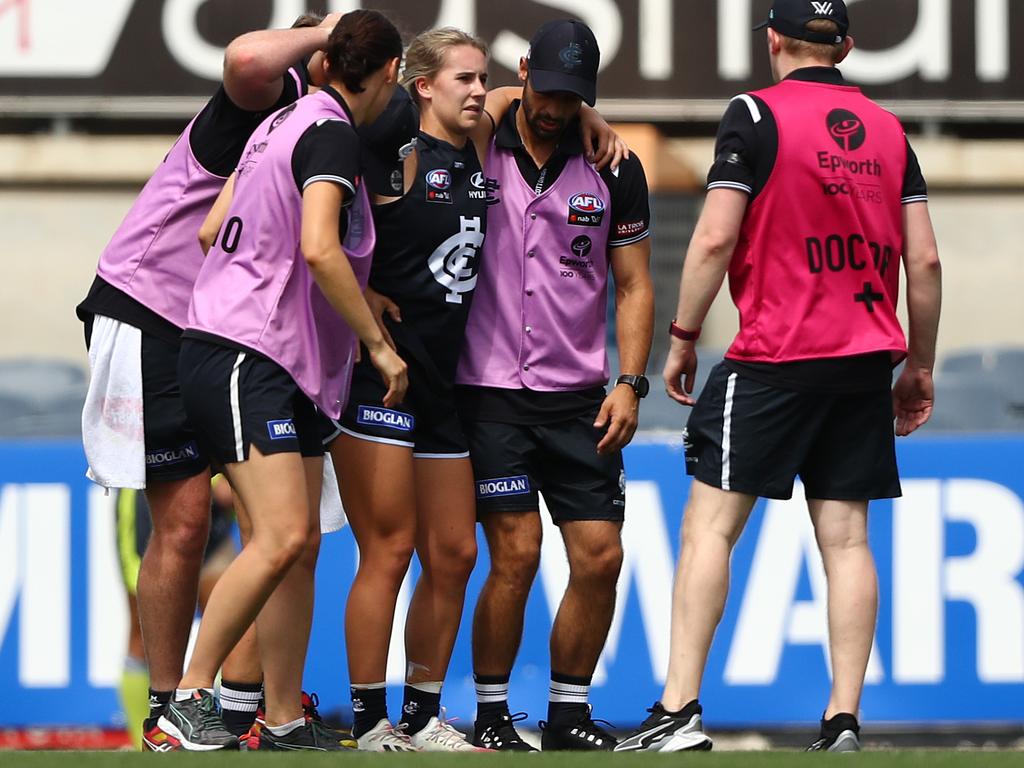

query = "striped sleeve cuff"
[[303, 175, 356, 196], [901, 194, 929, 205], [707, 180, 752, 194], [608, 230, 651, 248]]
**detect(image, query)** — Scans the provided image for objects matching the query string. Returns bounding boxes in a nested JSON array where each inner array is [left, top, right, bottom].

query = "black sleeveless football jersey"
[[369, 131, 489, 382]]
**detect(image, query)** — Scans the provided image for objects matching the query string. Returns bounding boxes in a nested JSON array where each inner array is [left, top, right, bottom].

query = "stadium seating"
[[919, 346, 1024, 432], [0, 358, 88, 438]]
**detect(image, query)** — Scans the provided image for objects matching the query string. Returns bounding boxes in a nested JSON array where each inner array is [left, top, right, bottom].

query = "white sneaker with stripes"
[[355, 719, 417, 752], [410, 710, 490, 752]]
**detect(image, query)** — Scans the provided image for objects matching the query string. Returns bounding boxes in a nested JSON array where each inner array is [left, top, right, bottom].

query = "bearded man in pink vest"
[[615, 0, 941, 754], [456, 19, 655, 752]]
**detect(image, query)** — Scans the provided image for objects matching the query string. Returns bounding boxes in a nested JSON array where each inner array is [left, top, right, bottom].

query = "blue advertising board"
[[2, 436, 1023, 728]]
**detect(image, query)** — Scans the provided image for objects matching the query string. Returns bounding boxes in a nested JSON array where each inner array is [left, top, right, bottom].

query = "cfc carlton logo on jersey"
[[429, 216, 485, 304], [425, 168, 453, 203], [567, 193, 606, 226]]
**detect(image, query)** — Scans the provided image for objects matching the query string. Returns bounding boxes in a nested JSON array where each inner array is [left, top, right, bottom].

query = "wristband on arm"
[[669, 320, 701, 342]]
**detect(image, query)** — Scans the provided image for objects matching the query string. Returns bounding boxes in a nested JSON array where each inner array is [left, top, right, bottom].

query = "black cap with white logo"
[[526, 19, 600, 107], [753, 0, 850, 45]]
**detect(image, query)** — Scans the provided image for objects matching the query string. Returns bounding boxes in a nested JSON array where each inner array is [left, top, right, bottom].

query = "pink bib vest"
[[96, 116, 227, 329], [187, 91, 375, 418], [458, 141, 612, 390], [727, 79, 908, 364]]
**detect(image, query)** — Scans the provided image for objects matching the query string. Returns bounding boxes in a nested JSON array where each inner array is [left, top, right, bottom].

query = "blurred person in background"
[[76, 11, 343, 748], [615, 0, 940, 754], [160, 10, 406, 751], [455, 19, 654, 752], [115, 476, 261, 749]]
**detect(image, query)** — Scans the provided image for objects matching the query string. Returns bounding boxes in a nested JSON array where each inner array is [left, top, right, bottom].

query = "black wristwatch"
[[616, 374, 650, 399]]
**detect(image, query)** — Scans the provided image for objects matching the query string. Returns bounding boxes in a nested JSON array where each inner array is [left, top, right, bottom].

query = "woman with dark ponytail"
[[153, 11, 408, 752]]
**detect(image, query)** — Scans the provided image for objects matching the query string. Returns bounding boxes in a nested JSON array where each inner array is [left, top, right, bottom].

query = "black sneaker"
[[302, 691, 356, 746], [473, 711, 538, 752], [252, 720, 352, 751], [540, 707, 617, 751], [614, 701, 713, 752], [157, 690, 238, 751], [807, 712, 861, 752]]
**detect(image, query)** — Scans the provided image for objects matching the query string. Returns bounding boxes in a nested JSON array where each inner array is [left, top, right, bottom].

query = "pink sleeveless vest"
[[187, 91, 375, 417], [96, 116, 227, 328], [727, 79, 908, 363], [458, 141, 612, 390]]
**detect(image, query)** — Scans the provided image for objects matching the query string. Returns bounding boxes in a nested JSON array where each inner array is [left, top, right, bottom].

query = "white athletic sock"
[[266, 716, 305, 737]]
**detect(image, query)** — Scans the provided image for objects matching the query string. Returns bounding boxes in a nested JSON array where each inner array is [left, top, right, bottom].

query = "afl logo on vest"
[[425, 168, 453, 203], [567, 193, 606, 226], [826, 109, 867, 152]]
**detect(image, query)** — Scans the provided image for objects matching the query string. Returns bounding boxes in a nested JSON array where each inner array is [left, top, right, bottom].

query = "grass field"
[[2, 753, 1022, 767]]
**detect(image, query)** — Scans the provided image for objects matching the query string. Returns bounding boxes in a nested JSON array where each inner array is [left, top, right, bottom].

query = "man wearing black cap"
[[456, 19, 654, 752], [615, 0, 940, 754]]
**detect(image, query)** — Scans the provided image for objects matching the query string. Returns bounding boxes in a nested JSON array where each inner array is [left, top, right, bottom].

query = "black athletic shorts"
[[684, 363, 901, 501], [330, 355, 469, 458], [140, 332, 210, 482], [464, 406, 626, 523], [178, 338, 323, 466]]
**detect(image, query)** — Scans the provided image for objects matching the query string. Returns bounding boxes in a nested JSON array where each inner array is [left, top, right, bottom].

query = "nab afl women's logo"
[[826, 109, 866, 152], [567, 193, 606, 227], [426, 169, 453, 203]]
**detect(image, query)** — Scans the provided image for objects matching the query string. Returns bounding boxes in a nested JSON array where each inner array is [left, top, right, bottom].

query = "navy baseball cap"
[[754, 0, 850, 44], [526, 19, 600, 107]]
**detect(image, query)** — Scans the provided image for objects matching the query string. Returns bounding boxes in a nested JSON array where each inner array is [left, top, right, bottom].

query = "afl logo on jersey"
[[826, 109, 866, 152], [428, 216, 485, 304], [426, 169, 453, 203], [567, 193, 606, 227]]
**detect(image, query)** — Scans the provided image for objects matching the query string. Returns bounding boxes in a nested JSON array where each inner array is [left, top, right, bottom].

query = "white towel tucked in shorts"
[[82, 315, 146, 490]]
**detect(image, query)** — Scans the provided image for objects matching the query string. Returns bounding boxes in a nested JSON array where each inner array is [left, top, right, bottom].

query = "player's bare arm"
[[663, 188, 747, 406], [301, 181, 408, 406], [198, 173, 236, 256], [893, 201, 942, 436], [223, 12, 344, 111], [596, 238, 654, 454]]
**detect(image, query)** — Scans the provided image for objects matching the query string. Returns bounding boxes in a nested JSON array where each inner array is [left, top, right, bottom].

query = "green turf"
[[2, 752, 1021, 767]]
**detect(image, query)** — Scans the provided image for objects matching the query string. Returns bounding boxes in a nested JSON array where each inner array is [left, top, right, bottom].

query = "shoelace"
[[194, 694, 227, 732], [487, 712, 531, 742], [368, 721, 414, 747], [303, 692, 323, 722], [423, 709, 472, 749]]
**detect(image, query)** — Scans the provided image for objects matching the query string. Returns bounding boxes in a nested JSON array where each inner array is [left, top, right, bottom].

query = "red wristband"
[[669, 320, 701, 342]]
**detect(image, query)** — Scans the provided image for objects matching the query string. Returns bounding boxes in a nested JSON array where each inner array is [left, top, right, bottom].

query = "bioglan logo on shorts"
[[267, 419, 297, 440], [146, 440, 200, 467], [357, 405, 415, 432], [476, 475, 530, 499]]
